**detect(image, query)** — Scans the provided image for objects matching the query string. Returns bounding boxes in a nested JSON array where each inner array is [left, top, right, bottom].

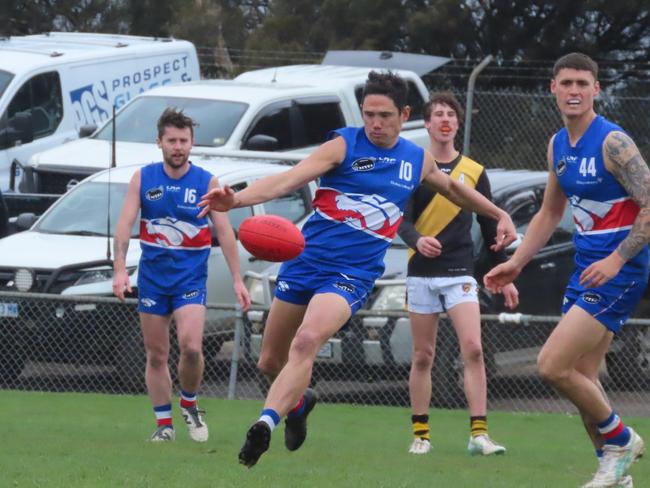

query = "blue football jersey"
[[553, 115, 648, 276], [295, 127, 425, 282], [138, 162, 213, 291]]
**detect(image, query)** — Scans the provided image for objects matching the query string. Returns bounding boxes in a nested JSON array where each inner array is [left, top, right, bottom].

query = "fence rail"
[[1, 291, 648, 416]]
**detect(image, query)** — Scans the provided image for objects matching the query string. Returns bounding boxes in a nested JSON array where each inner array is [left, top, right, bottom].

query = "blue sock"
[[258, 408, 280, 432]]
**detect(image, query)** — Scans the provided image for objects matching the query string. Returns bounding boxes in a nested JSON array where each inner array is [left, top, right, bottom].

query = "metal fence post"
[[463, 55, 493, 156], [227, 304, 243, 400]]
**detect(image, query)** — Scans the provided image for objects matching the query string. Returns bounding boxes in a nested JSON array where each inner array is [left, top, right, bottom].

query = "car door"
[[504, 186, 569, 315]]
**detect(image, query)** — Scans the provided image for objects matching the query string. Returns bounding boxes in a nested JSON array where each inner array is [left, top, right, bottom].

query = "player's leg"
[[140, 309, 174, 441], [239, 292, 352, 467], [407, 311, 438, 454], [446, 282, 505, 456], [174, 302, 208, 442], [257, 298, 307, 380], [405, 276, 441, 454], [575, 333, 613, 458], [538, 306, 644, 486]]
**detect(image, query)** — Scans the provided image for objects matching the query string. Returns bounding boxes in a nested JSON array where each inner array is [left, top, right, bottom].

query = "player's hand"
[[491, 211, 517, 251], [500, 282, 519, 310], [483, 260, 522, 293], [579, 252, 625, 288], [112, 269, 132, 302], [198, 185, 236, 217], [416, 236, 442, 258], [233, 280, 251, 312]]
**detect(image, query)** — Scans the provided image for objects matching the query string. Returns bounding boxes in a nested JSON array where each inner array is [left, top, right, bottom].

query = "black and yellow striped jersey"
[[398, 153, 507, 277]]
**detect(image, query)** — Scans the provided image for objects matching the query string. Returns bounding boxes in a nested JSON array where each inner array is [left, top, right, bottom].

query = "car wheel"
[[605, 326, 650, 390]]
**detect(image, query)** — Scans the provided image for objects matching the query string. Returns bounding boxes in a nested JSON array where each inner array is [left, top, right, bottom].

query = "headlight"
[[14, 269, 35, 292], [371, 284, 406, 311], [74, 266, 135, 286]]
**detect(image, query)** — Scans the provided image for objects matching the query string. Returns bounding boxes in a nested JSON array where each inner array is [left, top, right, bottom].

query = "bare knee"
[[146, 349, 168, 370], [461, 340, 484, 366], [537, 354, 568, 385], [180, 347, 202, 367], [412, 347, 434, 372], [290, 329, 321, 359]]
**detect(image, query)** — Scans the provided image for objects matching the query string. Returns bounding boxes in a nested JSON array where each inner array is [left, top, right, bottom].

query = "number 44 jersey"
[[553, 115, 648, 274], [300, 127, 425, 282], [138, 162, 213, 291]]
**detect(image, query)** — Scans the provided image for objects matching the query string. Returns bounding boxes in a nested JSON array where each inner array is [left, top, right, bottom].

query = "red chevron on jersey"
[[140, 218, 211, 250], [312, 187, 403, 241], [570, 196, 639, 234]]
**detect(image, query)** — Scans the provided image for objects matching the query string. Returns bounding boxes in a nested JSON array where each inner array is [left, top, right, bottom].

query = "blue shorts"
[[275, 258, 373, 314], [137, 286, 207, 316], [562, 269, 646, 333]]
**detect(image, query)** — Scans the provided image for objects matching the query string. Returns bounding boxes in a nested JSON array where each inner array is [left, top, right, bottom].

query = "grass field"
[[2, 390, 648, 487]]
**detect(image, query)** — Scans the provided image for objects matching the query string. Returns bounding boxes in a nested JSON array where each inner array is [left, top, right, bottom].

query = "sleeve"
[[475, 169, 508, 265], [397, 191, 422, 250]]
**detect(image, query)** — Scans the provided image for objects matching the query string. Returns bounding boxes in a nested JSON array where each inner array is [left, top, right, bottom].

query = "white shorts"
[[406, 276, 479, 314]]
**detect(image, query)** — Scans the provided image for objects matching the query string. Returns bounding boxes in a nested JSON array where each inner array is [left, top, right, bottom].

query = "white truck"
[[19, 64, 432, 195], [0, 32, 200, 192]]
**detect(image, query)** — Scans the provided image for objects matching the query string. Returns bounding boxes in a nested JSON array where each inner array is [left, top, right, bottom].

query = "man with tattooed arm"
[[484, 53, 649, 488]]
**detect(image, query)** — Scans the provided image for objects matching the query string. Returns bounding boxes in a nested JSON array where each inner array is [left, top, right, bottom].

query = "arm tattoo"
[[604, 132, 650, 261], [113, 239, 130, 264]]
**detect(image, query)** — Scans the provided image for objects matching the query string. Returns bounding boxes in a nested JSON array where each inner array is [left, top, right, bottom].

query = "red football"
[[238, 215, 305, 262]]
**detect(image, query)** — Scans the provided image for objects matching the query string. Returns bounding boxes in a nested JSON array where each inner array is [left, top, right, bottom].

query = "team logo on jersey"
[[312, 188, 402, 241], [333, 282, 355, 294], [352, 157, 376, 172], [582, 292, 601, 304], [182, 290, 199, 300], [557, 159, 567, 176], [145, 186, 164, 201], [140, 297, 157, 307], [569, 196, 638, 233], [142, 217, 206, 247]]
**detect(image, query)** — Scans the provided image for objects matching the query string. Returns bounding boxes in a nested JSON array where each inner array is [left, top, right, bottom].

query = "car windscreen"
[[93, 96, 248, 147], [0, 69, 14, 99], [34, 182, 139, 237]]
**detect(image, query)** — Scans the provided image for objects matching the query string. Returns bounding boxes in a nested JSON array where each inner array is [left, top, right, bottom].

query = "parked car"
[[19, 64, 432, 195], [244, 169, 650, 400], [0, 155, 317, 385]]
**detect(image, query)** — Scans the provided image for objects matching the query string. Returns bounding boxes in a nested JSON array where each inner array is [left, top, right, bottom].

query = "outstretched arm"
[[198, 137, 346, 216], [112, 170, 141, 301], [580, 131, 650, 287]]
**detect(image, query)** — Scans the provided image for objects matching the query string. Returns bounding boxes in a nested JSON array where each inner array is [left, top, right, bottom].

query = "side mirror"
[[15, 212, 38, 231], [8, 112, 34, 145], [78, 124, 97, 138], [243, 134, 278, 151]]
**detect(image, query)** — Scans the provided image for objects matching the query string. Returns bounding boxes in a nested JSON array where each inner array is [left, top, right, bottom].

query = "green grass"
[[1, 391, 648, 487]]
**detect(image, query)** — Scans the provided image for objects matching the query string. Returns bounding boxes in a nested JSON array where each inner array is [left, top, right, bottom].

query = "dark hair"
[[423, 91, 464, 122], [157, 107, 196, 138], [361, 71, 409, 112], [553, 52, 598, 79]]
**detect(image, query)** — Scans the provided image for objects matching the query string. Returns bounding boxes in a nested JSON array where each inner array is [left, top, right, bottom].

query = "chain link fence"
[[1, 291, 648, 416]]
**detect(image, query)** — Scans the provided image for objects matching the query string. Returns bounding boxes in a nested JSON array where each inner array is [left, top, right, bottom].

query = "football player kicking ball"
[[198, 71, 516, 468], [485, 53, 649, 488]]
